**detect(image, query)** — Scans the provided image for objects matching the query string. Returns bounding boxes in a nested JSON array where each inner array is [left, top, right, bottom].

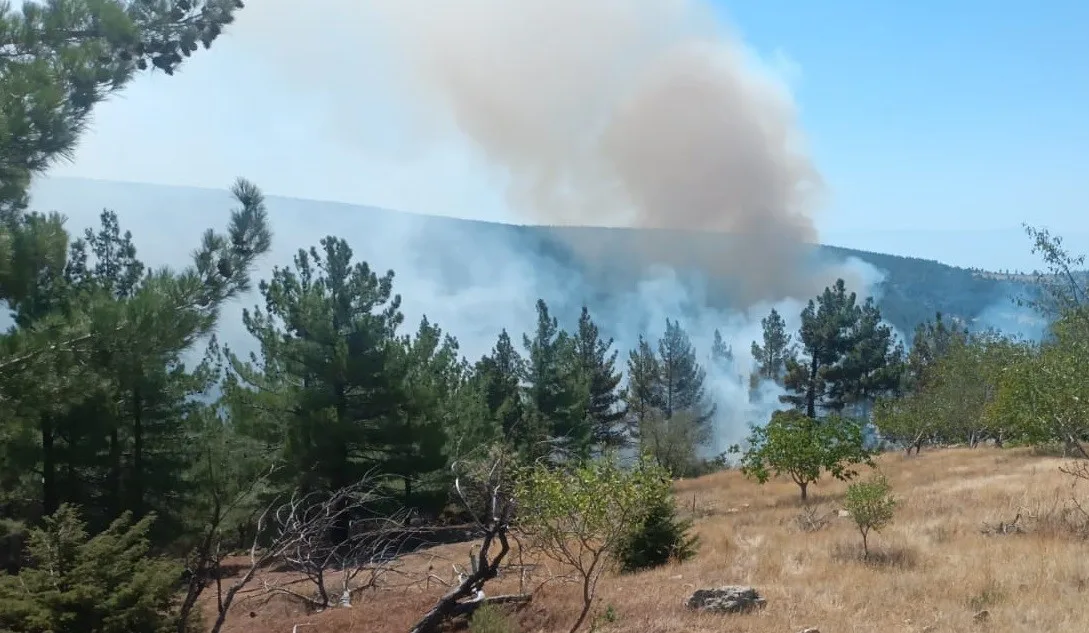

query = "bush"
[[616, 494, 698, 573], [0, 504, 181, 633], [843, 473, 897, 557], [469, 603, 518, 633], [515, 455, 672, 633]]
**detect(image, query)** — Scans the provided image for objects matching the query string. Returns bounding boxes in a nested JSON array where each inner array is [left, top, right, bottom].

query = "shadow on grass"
[[831, 541, 919, 570], [768, 491, 847, 510]]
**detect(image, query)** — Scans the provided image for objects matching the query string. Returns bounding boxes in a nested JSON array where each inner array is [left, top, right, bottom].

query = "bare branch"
[[408, 446, 527, 633]]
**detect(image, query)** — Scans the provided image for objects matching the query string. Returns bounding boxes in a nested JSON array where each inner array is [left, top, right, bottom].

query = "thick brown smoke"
[[240, 0, 835, 303]]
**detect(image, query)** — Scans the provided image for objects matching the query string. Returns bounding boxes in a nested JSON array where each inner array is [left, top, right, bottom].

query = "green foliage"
[[624, 321, 714, 475], [750, 307, 791, 384], [468, 603, 519, 633], [515, 456, 672, 632], [732, 410, 874, 501], [0, 0, 244, 218], [0, 505, 180, 633], [616, 491, 698, 573], [988, 328, 1089, 456], [781, 279, 903, 419], [843, 473, 896, 556]]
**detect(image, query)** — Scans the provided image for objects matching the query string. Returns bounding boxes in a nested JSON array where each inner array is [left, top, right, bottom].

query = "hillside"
[[207, 447, 1088, 633], [25, 177, 1034, 340]]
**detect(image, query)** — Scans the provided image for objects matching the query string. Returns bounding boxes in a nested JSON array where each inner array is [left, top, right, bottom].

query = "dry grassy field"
[[209, 447, 1089, 633]]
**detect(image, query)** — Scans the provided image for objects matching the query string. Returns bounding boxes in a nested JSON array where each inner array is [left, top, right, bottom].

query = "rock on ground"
[[684, 586, 767, 614]]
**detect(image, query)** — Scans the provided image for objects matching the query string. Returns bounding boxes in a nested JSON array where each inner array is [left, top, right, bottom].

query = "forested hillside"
[[29, 177, 1032, 339]]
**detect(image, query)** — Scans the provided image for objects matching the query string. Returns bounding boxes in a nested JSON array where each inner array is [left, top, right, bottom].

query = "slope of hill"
[[24, 177, 1036, 343], [207, 448, 1087, 633]]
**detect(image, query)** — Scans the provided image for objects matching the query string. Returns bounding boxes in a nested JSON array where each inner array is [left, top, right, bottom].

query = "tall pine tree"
[[751, 307, 792, 384], [572, 307, 627, 452]]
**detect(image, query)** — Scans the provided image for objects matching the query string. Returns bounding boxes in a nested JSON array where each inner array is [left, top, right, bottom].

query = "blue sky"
[[42, 0, 1088, 271], [715, 0, 1089, 264]]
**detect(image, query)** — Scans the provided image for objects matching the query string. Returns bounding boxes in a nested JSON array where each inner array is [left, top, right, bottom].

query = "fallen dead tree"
[[409, 448, 529, 633]]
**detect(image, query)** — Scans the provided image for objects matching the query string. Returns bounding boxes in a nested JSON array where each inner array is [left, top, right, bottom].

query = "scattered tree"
[[732, 410, 873, 501], [515, 456, 672, 633], [843, 473, 897, 558]]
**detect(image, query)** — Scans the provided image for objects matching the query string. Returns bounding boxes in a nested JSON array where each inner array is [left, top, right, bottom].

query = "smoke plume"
[[26, 1, 894, 452], [237, 0, 828, 304]]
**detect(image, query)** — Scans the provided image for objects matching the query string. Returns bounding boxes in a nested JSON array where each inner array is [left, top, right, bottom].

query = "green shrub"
[[843, 473, 897, 557], [616, 494, 698, 573], [0, 504, 181, 633], [469, 603, 518, 633]]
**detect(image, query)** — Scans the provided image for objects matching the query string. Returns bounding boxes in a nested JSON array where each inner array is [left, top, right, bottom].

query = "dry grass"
[[204, 447, 1089, 633]]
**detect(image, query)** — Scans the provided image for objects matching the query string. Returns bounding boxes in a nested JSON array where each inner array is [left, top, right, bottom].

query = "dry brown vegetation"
[[205, 447, 1089, 633]]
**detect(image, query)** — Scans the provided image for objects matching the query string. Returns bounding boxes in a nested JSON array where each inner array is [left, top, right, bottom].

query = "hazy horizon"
[[30, 174, 1075, 273]]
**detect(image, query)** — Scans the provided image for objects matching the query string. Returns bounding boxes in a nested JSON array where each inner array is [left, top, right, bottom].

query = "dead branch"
[[408, 447, 528, 633], [177, 462, 276, 633], [207, 473, 406, 633], [261, 476, 418, 610], [980, 510, 1025, 536]]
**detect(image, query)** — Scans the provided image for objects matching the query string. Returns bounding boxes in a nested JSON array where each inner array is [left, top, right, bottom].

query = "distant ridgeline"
[[28, 178, 1036, 342], [399, 214, 1034, 338]]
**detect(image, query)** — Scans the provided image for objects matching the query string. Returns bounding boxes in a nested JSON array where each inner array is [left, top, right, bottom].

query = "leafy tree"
[[0, 505, 180, 633], [751, 307, 791, 384], [989, 328, 1089, 457], [515, 456, 672, 633], [843, 473, 896, 558], [903, 312, 968, 392], [731, 409, 873, 501], [873, 394, 933, 455]]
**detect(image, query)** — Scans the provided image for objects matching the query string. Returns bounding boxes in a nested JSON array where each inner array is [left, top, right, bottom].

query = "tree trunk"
[[570, 572, 595, 633], [131, 385, 144, 517], [108, 427, 122, 516], [41, 415, 57, 516], [805, 355, 819, 419], [798, 481, 808, 501]]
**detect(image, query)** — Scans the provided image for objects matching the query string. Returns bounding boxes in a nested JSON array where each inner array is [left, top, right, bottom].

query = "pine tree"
[[228, 236, 405, 507], [625, 335, 663, 447], [710, 329, 734, 368], [751, 307, 792, 383], [0, 0, 245, 218], [387, 316, 462, 506], [828, 298, 904, 413], [470, 329, 526, 447], [572, 306, 627, 452], [657, 319, 715, 425], [0, 505, 181, 633], [521, 300, 588, 460], [782, 279, 859, 418]]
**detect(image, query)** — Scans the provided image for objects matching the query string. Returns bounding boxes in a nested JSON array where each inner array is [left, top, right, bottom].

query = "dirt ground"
[[203, 447, 1089, 633]]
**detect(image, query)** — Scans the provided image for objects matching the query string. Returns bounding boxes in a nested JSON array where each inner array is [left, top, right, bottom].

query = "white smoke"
[[21, 0, 897, 451]]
